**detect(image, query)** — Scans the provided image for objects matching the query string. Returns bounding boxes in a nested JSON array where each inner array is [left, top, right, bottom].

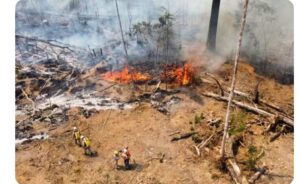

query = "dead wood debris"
[[202, 74, 291, 118], [224, 136, 249, 184], [201, 92, 293, 127], [248, 166, 268, 184], [171, 132, 197, 142], [205, 72, 225, 96], [269, 125, 287, 142]]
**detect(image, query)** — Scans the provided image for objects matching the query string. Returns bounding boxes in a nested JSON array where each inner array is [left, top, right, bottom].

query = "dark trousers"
[[124, 158, 130, 169]]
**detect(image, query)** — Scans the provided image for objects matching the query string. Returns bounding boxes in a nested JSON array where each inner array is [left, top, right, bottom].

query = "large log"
[[202, 92, 294, 127]]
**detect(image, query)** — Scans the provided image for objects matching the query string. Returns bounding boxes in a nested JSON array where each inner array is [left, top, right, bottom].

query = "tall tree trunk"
[[220, 0, 249, 160], [206, 0, 221, 51], [115, 0, 128, 61]]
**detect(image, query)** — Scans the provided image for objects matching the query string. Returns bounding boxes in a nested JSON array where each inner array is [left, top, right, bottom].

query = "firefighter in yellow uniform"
[[72, 127, 81, 146], [81, 136, 92, 155]]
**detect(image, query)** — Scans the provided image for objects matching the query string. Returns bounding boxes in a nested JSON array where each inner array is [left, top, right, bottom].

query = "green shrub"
[[228, 111, 249, 136], [195, 113, 204, 124], [245, 145, 265, 171]]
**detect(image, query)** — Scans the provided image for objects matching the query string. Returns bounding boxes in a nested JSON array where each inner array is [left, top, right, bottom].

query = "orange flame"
[[102, 63, 194, 85], [163, 63, 194, 85], [102, 66, 150, 84]]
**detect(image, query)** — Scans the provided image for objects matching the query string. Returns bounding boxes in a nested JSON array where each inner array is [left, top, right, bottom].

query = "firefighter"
[[72, 127, 81, 146], [81, 136, 92, 155], [121, 144, 131, 170], [114, 150, 120, 169]]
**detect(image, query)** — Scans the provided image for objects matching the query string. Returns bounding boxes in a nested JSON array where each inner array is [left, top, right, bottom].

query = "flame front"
[[102, 66, 150, 84], [163, 63, 194, 86], [102, 63, 194, 86]]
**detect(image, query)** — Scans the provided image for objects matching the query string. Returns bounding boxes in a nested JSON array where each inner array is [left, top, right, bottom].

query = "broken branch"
[[171, 132, 197, 142]]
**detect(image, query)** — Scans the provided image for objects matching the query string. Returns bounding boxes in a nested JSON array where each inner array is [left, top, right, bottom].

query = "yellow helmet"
[[114, 150, 119, 155]]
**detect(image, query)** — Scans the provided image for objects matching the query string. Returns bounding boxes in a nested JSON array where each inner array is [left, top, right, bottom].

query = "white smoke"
[[16, 0, 293, 68]]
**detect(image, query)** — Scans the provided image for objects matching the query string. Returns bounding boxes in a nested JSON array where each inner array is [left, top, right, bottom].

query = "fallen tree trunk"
[[225, 136, 249, 184], [203, 74, 287, 115], [248, 166, 267, 184], [232, 89, 286, 115], [171, 132, 197, 142], [202, 92, 294, 127]]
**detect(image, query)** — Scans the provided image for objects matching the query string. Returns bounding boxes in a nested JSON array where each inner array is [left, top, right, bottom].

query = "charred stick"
[[269, 125, 287, 142], [205, 72, 225, 96]]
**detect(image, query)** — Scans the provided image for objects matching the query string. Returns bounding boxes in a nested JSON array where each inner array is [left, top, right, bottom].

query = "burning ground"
[[16, 47, 294, 183], [15, 0, 294, 183]]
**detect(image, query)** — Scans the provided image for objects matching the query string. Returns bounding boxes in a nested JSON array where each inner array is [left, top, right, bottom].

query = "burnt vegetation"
[[15, 0, 293, 184]]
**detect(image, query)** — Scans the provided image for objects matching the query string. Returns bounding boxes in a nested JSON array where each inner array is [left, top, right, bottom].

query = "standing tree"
[[206, 0, 221, 51], [220, 0, 249, 161], [115, 0, 128, 60]]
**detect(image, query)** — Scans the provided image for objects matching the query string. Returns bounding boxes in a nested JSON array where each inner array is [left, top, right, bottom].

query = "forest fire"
[[163, 63, 195, 86], [102, 63, 195, 86], [102, 66, 150, 84]]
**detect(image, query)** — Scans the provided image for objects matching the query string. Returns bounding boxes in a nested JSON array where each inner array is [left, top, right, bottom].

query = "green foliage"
[[131, 7, 180, 62], [194, 113, 204, 124], [245, 145, 265, 171], [228, 111, 249, 136], [248, 145, 257, 155]]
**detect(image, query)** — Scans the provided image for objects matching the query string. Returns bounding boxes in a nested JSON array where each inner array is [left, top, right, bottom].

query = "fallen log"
[[202, 75, 288, 116], [269, 125, 287, 142], [225, 136, 249, 184], [248, 166, 267, 184], [202, 92, 293, 127], [171, 132, 197, 142], [233, 89, 286, 115]]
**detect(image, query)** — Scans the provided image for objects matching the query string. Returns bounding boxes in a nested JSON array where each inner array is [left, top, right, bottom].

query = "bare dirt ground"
[[16, 62, 294, 184]]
